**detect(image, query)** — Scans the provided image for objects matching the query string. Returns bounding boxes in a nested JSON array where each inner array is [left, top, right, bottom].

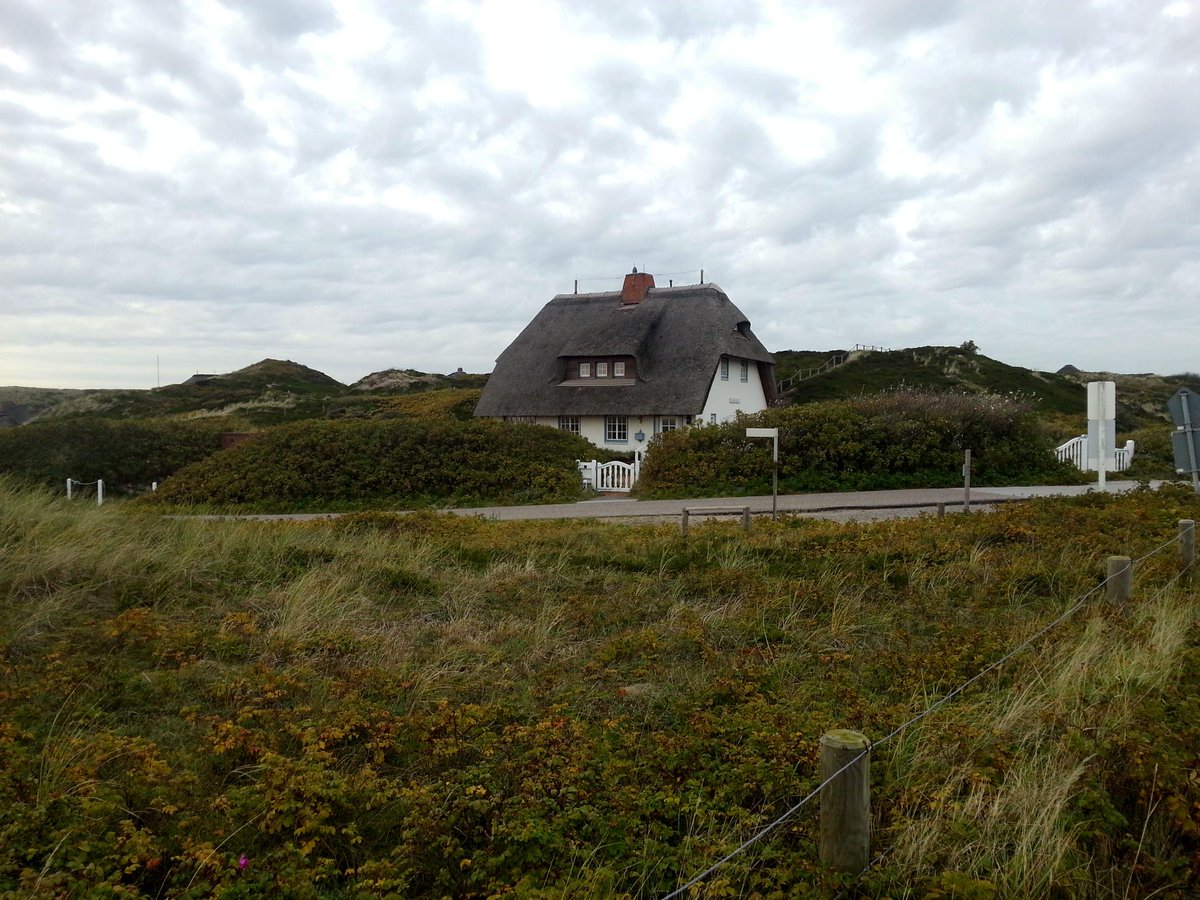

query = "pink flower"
[[238, 854, 249, 871]]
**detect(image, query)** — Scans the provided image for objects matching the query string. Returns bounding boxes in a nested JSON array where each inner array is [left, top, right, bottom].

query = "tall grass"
[[2, 477, 1199, 896]]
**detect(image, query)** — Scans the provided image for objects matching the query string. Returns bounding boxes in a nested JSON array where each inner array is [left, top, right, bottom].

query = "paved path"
[[457, 482, 1155, 522], [208, 481, 1157, 524]]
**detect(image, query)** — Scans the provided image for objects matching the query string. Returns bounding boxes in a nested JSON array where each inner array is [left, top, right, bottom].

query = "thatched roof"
[[474, 282, 775, 417]]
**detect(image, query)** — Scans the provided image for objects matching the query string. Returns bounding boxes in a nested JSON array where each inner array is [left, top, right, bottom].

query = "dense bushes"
[[150, 418, 593, 509], [0, 419, 225, 493], [638, 389, 1085, 497]]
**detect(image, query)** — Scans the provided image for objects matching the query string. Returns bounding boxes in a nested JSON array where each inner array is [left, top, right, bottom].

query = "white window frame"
[[740, 360, 749, 382], [709, 413, 717, 424], [596, 362, 608, 378], [613, 361, 625, 377], [605, 415, 628, 442], [659, 417, 678, 433], [558, 415, 580, 434], [579, 362, 591, 378], [720, 358, 729, 381]]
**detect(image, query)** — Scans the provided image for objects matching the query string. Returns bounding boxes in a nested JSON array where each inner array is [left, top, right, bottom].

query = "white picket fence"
[[577, 453, 642, 492], [1055, 435, 1136, 472]]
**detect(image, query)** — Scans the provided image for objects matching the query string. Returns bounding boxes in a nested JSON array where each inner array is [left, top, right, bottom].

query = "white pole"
[[66, 478, 73, 500], [97, 480, 105, 506]]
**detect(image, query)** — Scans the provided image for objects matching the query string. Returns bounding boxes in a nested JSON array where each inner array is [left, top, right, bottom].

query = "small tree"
[[960, 340, 979, 355]]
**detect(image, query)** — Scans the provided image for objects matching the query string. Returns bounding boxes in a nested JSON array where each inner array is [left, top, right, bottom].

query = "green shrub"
[[1122, 424, 1178, 480], [149, 419, 592, 509], [0, 419, 225, 493], [638, 389, 1085, 497]]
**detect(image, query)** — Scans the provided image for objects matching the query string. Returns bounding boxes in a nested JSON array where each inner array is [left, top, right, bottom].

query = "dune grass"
[[2, 478, 1199, 896]]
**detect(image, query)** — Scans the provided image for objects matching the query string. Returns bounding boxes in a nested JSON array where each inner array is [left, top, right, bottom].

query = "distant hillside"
[[351, 368, 488, 393], [773, 346, 1193, 434], [0, 388, 92, 427], [0, 360, 487, 429]]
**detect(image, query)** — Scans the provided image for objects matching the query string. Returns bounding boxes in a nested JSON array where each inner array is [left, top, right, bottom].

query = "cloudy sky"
[[2, 0, 1198, 389]]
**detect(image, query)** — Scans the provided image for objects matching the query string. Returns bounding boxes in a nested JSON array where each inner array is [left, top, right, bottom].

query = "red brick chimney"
[[621, 267, 655, 305]]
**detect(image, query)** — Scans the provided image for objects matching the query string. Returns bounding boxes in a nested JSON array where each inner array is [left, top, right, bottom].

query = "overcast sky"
[[2, 0, 1198, 389]]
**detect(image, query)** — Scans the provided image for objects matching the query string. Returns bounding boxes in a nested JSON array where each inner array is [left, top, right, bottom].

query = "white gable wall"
[[699, 356, 768, 424]]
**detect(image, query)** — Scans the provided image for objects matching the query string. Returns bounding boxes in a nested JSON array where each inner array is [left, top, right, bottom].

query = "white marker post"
[[1087, 381, 1116, 489], [746, 427, 779, 520]]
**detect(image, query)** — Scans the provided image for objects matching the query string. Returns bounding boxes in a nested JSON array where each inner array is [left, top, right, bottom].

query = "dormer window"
[[561, 356, 636, 385]]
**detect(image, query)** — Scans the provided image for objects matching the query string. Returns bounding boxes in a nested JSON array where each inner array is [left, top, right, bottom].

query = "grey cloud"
[[219, 0, 340, 40], [570, 0, 765, 42]]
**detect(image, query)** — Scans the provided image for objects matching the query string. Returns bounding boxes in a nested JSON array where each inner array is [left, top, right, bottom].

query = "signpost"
[[1168, 388, 1200, 492], [1087, 381, 1117, 488], [746, 427, 779, 520]]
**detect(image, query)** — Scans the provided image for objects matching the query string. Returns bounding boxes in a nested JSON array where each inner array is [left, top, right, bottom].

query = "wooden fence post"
[[681, 509, 689, 536], [963, 449, 972, 513], [1106, 555, 1132, 605], [1180, 520, 1196, 566], [820, 729, 870, 874], [741, 507, 751, 531], [936, 502, 945, 518]]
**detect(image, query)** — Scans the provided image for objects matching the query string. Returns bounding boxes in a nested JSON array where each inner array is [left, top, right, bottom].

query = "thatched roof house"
[[474, 270, 776, 448]]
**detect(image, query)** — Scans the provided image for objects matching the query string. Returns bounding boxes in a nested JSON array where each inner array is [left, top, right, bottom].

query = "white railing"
[[66, 478, 105, 505], [1055, 435, 1136, 472], [578, 452, 642, 493]]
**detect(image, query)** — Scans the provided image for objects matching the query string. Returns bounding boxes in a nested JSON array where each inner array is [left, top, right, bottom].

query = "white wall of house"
[[699, 356, 768, 424], [533, 414, 680, 451]]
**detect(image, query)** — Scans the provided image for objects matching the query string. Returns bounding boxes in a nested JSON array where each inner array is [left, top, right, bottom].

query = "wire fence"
[[662, 527, 1191, 898], [775, 345, 894, 393]]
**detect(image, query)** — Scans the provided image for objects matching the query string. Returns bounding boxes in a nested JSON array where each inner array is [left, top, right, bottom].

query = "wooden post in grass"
[[1180, 520, 1196, 566], [820, 729, 870, 874], [742, 507, 751, 531], [1106, 555, 1132, 605], [936, 502, 945, 518], [681, 509, 689, 536], [963, 449, 972, 513]]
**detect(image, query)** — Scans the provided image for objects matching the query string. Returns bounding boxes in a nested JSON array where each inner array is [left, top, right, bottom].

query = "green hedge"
[[637, 389, 1085, 497], [149, 419, 594, 509], [0, 419, 225, 493]]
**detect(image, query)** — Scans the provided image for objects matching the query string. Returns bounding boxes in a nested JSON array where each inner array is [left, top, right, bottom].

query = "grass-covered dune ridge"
[[148, 417, 594, 510], [3, 479, 1199, 896], [639, 388, 1084, 498]]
